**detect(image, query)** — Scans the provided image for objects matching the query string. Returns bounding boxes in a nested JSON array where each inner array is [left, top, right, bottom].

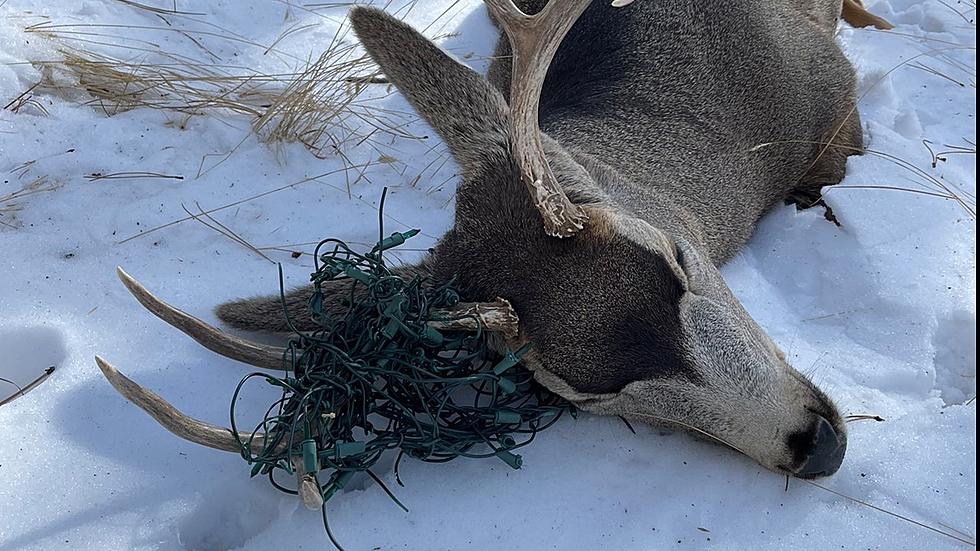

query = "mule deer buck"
[[97, 0, 888, 482]]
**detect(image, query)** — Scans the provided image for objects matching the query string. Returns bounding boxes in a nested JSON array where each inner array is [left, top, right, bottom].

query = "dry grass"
[[0, 175, 63, 229], [25, 43, 403, 159], [1, 1, 476, 238], [15, 1, 445, 161], [3, 82, 48, 115]]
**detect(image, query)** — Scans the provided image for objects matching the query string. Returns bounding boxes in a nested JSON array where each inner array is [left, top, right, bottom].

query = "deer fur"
[[217, 0, 866, 478]]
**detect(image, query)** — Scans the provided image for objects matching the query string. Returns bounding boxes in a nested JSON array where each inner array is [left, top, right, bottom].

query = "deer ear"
[[349, 7, 510, 177], [216, 261, 434, 332]]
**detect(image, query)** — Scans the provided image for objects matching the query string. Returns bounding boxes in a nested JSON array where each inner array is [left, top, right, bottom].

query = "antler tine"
[[95, 356, 279, 453], [116, 267, 286, 370], [484, 0, 592, 238]]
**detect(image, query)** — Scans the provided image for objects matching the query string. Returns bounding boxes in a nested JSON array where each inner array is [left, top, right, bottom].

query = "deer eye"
[[672, 238, 707, 294]]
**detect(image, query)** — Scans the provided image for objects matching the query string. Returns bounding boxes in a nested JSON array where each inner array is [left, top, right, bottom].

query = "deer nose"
[[797, 415, 846, 478]]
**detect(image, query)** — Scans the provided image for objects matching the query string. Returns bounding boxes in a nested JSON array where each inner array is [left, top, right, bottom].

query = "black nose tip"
[[797, 415, 846, 478]]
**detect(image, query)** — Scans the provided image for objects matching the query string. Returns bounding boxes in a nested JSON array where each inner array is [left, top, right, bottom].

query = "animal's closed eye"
[[674, 242, 685, 269], [671, 238, 710, 295], [673, 239, 695, 283]]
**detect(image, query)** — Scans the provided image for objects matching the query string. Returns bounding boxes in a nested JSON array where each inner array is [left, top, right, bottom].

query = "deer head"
[[99, 0, 848, 483]]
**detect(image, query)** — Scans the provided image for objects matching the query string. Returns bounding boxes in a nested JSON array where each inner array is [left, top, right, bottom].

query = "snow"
[[0, 0, 975, 549]]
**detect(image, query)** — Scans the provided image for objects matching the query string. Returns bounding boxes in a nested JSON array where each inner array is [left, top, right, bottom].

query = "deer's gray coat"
[[218, 0, 863, 478]]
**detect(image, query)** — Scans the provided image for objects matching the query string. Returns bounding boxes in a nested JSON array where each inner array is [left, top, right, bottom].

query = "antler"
[[841, 0, 894, 30], [116, 267, 520, 359], [95, 356, 277, 453], [97, 268, 521, 456], [117, 267, 287, 370], [485, 0, 592, 238]]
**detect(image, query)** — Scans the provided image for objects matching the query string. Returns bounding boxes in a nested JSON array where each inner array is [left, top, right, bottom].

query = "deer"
[[96, 0, 888, 487]]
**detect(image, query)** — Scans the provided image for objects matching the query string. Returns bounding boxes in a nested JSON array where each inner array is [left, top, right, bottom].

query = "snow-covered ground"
[[0, 1, 975, 549]]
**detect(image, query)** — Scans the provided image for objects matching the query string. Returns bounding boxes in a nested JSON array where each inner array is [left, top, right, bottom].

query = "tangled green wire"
[[228, 205, 567, 548]]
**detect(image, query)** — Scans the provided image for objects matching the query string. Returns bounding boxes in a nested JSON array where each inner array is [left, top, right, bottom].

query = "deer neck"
[[570, 150, 754, 267]]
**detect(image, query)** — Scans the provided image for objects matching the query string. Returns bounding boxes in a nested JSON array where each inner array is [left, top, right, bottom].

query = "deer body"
[[482, 0, 861, 264], [100, 0, 874, 483], [347, 0, 863, 478], [221, 0, 863, 477]]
